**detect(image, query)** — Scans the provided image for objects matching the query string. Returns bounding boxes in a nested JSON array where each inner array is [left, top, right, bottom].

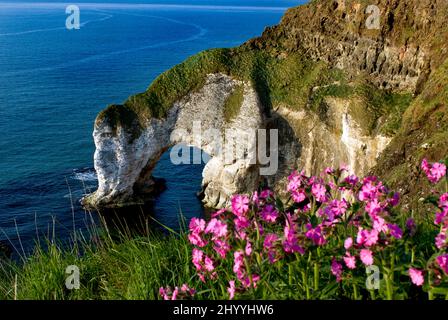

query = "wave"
[[0, 13, 113, 37], [72, 168, 98, 182], [1, 11, 207, 77]]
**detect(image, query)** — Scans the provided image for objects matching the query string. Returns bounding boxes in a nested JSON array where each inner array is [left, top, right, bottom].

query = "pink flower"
[[264, 234, 280, 263], [373, 216, 388, 233], [430, 162, 446, 183], [192, 248, 204, 270], [365, 199, 382, 218], [283, 221, 305, 254], [326, 199, 348, 220], [245, 241, 252, 256], [421, 158, 430, 173], [205, 218, 228, 238], [357, 228, 378, 247], [159, 287, 169, 300], [344, 175, 359, 187], [365, 229, 379, 246], [436, 254, 448, 274], [389, 192, 400, 207], [325, 167, 335, 175], [227, 280, 236, 300], [406, 218, 416, 236], [331, 259, 343, 282], [234, 216, 250, 231], [260, 205, 279, 223], [189, 217, 206, 234], [435, 209, 448, 225], [409, 268, 424, 286], [204, 256, 215, 272], [388, 224, 403, 239], [439, 193, 448, 208], [188, 232, 207, 247], [231, 195, 250, 217], [343, 254, 356, 269], [233, 250, 245, 277], [358, 180, 378, 202], [435, 229, 447, 249], [160, 285, 194, 300], [291, 189, 307, 203], [312, 183, 327, 203], [422, 159, 447, 184], [252, 191, 259, 205], [242, 274, 261, 288], [172, 287, 179, 300], [287, 171, 302, 192], [264, 233, 279, 248], [344, 237, 353, 250], [305, 224, 327, 246], [180, 284, 196, 296], [360, 249, 374, 266], [260, 189, 274, 199], [214, 239, 231, 258]]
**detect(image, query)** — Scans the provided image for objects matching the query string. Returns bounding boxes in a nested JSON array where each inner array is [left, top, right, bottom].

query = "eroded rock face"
[[85, 73, 266, 208], [248, 0, 448, 93], [275, 96, 391, 180]]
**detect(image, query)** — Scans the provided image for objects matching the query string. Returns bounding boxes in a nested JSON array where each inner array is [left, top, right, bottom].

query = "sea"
[[0, 0, 306, 254]]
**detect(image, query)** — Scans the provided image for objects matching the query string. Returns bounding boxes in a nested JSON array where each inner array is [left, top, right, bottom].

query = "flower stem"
[[386, 255, 395, 300], [353, 283, 359, 300], [301, 270, 310, 299]]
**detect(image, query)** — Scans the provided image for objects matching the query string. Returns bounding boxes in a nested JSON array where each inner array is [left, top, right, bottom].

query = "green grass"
[[0, 231, 198, 300], [223, 84, 244, 122], [0, 205, 439, 300]]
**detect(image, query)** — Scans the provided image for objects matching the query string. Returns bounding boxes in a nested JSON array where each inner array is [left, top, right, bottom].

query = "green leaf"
[[429, 287, 448, 296], [275, 197, 285, 212], [310, 215, 318, 228], [423, 195, 439, 207]]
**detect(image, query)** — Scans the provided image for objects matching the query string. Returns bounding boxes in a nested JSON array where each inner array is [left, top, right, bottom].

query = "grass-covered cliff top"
[[96, 46, 336, 134]]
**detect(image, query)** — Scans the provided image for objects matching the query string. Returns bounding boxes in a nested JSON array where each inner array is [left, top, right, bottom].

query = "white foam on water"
[[0, 13, 113, 36], [72, 169, 98, 182], [1, 10, 207, 76]]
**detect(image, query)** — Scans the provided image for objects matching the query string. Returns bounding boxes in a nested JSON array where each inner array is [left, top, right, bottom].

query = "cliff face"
[[86, 0, 448, 209]]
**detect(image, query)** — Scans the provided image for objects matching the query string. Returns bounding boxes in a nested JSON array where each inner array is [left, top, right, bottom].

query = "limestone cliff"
[[85, 0, 448, 209]]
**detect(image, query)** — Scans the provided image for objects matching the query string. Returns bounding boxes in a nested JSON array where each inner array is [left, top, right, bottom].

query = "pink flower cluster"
[[415, 158, 448, 288], [172, 159, 448, 299], [189, 216, 230, 281], [159, 284, 196, 300]]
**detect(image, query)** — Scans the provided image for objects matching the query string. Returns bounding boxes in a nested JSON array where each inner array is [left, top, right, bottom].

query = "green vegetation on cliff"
[[96, 44, 353, 130], [223, 84, 244, 122]]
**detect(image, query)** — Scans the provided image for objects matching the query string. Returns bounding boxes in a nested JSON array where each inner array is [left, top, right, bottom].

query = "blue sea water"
[[0, 0, 306, 252]]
